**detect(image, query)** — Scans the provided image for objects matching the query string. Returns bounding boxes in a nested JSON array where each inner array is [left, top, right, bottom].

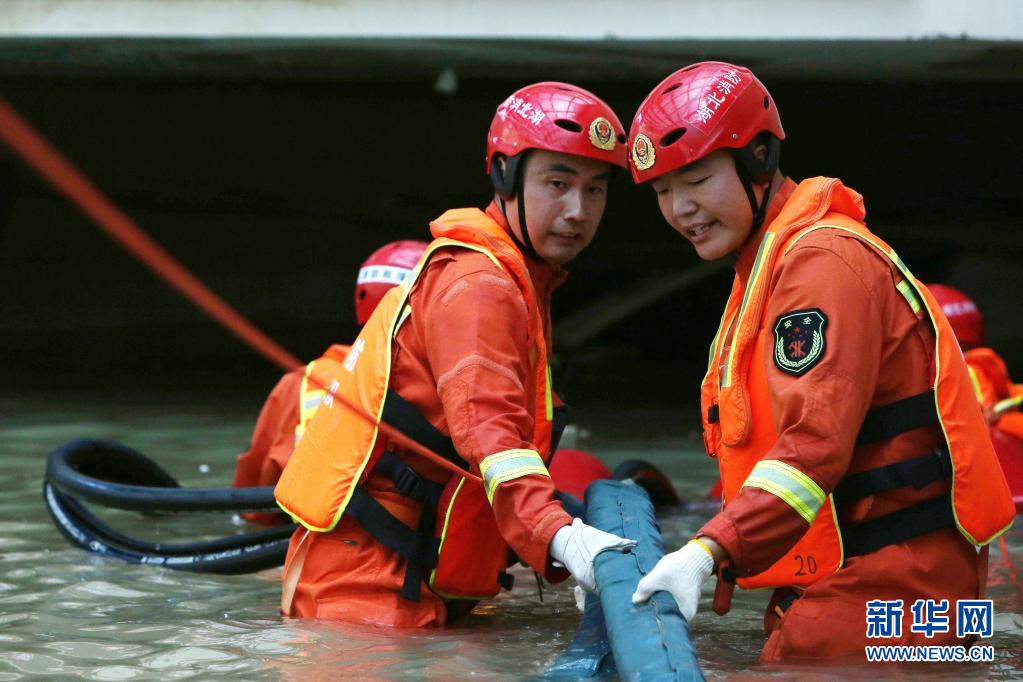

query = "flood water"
[[2, 389, 1022, 680]]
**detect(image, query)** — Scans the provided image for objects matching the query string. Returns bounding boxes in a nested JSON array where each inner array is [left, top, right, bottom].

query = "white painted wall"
[[0, 0, 1021, 40]]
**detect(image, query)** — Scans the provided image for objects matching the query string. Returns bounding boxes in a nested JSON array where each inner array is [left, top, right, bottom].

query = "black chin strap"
[[491, 152, 536, 257], [731, 153, 774, 232], [730, 135, 782, 232], [496, 194, 536, 257]]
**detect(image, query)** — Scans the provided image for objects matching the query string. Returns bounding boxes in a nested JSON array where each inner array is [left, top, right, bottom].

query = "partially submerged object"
[[547, 480, 703, 680], [43, 439, 290, 573]]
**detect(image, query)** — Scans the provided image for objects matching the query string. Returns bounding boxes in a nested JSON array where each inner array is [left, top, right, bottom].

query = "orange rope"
[[0, 98, 303, 373], [0, 96, 480, 484]]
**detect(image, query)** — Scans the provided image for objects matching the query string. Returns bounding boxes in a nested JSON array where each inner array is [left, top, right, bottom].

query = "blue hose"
[[547, 480, 703, 681]]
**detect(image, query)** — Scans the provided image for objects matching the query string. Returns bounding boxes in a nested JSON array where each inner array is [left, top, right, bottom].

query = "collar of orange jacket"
[[735, 176, 866, 279], [483, 201, 568, 299]]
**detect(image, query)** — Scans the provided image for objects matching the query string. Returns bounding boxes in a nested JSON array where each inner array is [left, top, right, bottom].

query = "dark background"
[[1, 39, 1020, 427]]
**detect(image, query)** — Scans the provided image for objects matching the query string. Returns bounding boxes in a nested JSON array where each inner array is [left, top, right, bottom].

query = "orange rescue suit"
[[231, 345, 349, 525], [966, 347, 1023, 510], [274, 204, 571, 627], [699, 177, 1014, 662], [966, 347, 1023, 440]]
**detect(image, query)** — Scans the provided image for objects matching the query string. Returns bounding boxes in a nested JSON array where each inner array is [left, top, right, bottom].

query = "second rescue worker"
[[274, 83, 635, 627], [627, 62, 1014, 661]]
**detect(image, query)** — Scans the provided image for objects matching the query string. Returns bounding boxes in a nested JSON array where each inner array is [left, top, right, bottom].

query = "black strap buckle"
[[373, 451, 443, 508], [393, 464, 424, 500]]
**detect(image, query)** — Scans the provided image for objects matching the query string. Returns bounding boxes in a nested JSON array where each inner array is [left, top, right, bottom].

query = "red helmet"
[[629, 61, 785, 184], [355, 240, 428, 325], [486, 82, 628, 186], [927, 283, 984, 350]]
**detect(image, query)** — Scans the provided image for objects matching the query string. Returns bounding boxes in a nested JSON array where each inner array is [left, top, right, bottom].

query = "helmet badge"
[[588, 117, 616, 151], [632, 133, 655, 171]]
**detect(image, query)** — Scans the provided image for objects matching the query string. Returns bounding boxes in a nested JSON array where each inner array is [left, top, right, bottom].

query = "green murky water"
[[2, 392, 1021, 679]]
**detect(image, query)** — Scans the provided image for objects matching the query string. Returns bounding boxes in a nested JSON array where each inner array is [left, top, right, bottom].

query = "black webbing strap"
[[345, 452, 444, 601], [374, 452, 444, 601], [381, 390, 468, 469], [833, 447, 952, 505], [549, 404, 572, 457], [856, 390, 939, 446], [345, 487, 431, 567], [402, 496, 440, 601], [841, 493, 954, 558]]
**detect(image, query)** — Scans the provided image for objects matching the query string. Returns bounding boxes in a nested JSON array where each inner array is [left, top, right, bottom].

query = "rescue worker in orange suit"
[[232, 239, 610, 524], [273, 82, 636, 628], [928, 283, 1023, 510], [231, 240, 429, 522], [232, 240, 427, 496], [626, 62, 1014, 663]]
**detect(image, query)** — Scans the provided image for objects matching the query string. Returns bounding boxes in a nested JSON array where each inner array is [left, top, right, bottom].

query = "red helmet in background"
[[629, 61, 785, 184], [486, 82, 627, 195], [927, 283, 984, 350], [355, 240, 428, 325]]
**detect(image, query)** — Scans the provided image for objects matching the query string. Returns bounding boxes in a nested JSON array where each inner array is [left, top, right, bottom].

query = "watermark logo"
[[910, 599, 950, 638], [957, 600, 994, 639], [864, 598, 995, 663], [866, 599, 903, 639]]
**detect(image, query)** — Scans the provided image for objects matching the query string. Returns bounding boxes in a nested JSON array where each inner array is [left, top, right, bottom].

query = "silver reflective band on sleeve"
[[741, 459, 826, 525], [479, 449, 550, 504]]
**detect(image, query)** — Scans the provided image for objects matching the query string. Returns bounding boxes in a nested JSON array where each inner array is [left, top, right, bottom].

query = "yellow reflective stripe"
[[967, 366, 984, 402], [429, 476, 465, 592], [295, 361, 321, 441], [705, 307, 732, 377], [393, 304, 413, 338], [724, 232, 775, 387], [895, 279, 922, 315], [741, 460, 825, 525], [545, 364, 553, 422], [994, 395, 1023, 416], [479, 449, 549, 503]]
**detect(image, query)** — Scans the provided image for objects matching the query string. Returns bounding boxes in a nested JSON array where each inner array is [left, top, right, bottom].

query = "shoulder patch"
[[772, 308, 828, 376]]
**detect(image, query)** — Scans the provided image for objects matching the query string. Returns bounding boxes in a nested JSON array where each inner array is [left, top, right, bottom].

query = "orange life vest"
[[275, 208, 555, 601], [295, 344, 351, 444], [701, 177, 1015, 591]]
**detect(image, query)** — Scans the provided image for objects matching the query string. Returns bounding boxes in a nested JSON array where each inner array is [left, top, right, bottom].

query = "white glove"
[[631, 540, 714, 622], [549, 518, 637, 593]]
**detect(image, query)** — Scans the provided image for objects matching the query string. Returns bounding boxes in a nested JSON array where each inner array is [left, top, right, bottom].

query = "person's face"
[[650, 149, 759, 261], [505, 150, 613, 266]]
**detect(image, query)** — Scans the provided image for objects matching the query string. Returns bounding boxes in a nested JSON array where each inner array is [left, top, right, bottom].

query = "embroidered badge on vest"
[[773, 309, 828, 376]]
